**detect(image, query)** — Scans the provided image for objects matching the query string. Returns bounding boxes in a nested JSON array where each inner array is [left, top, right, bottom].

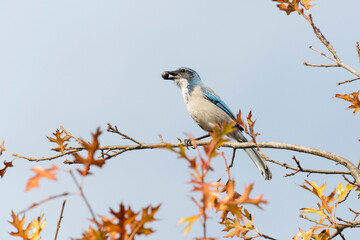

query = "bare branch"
[[357, 41, 360, 65], [107, 123, 141, 145], [18, 192, 71, 214], [304, 15, 360, 80], [330, 218, 360, 240], [329, 227, 346, 240], [257, 232, 277, 240], [158, 134, 164, 143], [221, 152, 231, 181], [299, 214, 328, 226], [15, 139, 360, 185], [229, 148, 236, 168], [309, 15, 340, 62], [54, 200, 66, 240], [292, 156, 303, 171], [331, 218, 360, 240], [309, 46, 337, 62], [349, 208, 360, 221], [303, 62, 339, 68], [337, 77, 360, 86], [61, 126, 81, 144], [342, 174, 356, 185], [69, 170, 100, 229], [265, 156, 350, 177]]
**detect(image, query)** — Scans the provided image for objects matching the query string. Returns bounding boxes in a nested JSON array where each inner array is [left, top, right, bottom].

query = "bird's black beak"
[[162, 70, 177, 80]]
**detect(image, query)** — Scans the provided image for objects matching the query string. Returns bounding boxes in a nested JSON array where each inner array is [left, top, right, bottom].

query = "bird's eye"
[[180, 69, 185, 73]]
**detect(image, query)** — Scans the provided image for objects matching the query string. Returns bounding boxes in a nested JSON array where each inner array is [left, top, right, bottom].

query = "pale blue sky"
[[1, 0, 360, 239]]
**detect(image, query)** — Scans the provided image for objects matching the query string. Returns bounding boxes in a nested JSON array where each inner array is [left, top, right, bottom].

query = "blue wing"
[[201, 87, 236, 120]]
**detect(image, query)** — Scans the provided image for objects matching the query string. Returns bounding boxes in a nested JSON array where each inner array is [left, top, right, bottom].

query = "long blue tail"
[[244, 147, 272, 180], [230, 130, 272, 180]]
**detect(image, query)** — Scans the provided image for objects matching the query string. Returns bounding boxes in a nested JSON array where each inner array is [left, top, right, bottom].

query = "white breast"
[[185, 86, 232, 132]]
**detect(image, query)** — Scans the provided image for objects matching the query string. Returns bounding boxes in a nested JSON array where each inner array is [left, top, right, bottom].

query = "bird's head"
[[162, 67, 202, 89]]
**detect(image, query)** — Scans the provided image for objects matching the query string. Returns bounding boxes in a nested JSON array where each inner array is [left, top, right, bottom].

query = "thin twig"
[[337, 218, 360, 227], [257, 232, 278, 240], [349, 208, 360, 221], [107, 123, 141, 145], [13, 149, 79, 162], [292, 156, 303, 171], [342, 174, 356, 185], [18, 192, 71, 214], [54, 200, 66, 240], [309, 46, 337, 62], [221, 152, 231, 180], [229, 148, 236, 168], [69, 170, 100, 228], [303, 62, 339, 68], [304, 15, 360, 78], [61, 126, 81, 144], [264, 156, 351, 176], [337, 77, 360, 86], [309, 15, 339, 61], [299, 214, 328, 226], [357, 42, 360, 65], [158, 134, 164, 143]]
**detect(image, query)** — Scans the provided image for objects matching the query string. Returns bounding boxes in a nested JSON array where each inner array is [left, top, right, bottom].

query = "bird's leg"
[[184, 134, 210, 149]]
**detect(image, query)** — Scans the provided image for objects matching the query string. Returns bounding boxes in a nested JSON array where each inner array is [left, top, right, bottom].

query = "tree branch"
[[14, 140, 360, 185], [302, 15, 360, 83], [107, 123, 141, 145], [303, 62, 339, 68], [337, 77, 360, 86], [54, 200, 66, 240], [265, 156, 350, 177]]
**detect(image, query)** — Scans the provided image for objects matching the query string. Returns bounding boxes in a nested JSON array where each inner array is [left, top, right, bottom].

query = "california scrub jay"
[[162, 67, 272, 180]]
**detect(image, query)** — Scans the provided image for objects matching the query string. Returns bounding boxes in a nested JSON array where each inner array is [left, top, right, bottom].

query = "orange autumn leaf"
[[236, 110, 261, 143], [293, 226, 323, 240], [246, 111, 260, 141], [335, 91, 360, 114], [9, 211, 32, 240], [99, 203, 160, 239], [221, 218, 253, 238], [29, 214, 46, 239], [300, 180, 335, 215], [9, 211, 46, 240], [47, 129, 71, 152], [300, 207, 327, 224], [235, 183, 268, 207], [72, 128, 106, 176], [75, 226, 107, 240], [336, 182, 356, 202], [217, 181, 267, 221], [301, 0, 314, 10], [272, 0, 301, 15], [0, 139, 5, 155], [178, 215, 201, 238], [0, 161, 13, 178], [25, 164, 59, 192], [207, 122, 234, 154]]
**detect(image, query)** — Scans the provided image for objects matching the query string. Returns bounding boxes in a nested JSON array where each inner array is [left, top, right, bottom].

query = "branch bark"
[[15, 140, 360, 186]]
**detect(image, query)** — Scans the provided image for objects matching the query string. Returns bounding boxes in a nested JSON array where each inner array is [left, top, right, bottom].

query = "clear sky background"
[[1, 0, 360, 239]]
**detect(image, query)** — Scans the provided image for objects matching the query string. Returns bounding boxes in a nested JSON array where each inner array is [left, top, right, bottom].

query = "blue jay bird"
[[162, 67, 272, 180]]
